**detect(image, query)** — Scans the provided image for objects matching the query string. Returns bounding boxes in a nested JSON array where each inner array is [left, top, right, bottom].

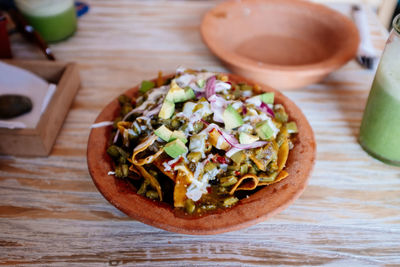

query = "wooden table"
[[1, 1, 399, 265]]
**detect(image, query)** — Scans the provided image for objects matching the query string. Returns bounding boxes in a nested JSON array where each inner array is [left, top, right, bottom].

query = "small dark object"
[[75, 1, 90, 17], [0, 12, 12, 58], [0, 94, 33, 119]]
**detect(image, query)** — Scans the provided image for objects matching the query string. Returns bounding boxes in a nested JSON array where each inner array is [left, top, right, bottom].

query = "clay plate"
[[87, 73, 316, 235], [201, 0, 359, 90]]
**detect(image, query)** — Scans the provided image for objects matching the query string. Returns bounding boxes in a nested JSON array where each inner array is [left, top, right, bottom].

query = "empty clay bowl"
[[87, 73, 316, 235], [201, 0, 360, 90]]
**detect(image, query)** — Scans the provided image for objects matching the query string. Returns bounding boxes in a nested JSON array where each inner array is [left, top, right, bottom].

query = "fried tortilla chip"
[[153, 156, 176, 182], [132, 134, 164, 166], [229, 174, 259, 195], [277, 139, 289, 173], [173, 164, 193, 208]]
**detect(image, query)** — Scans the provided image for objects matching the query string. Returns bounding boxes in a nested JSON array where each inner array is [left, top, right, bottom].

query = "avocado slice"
[[159, 100, 175, 119], [239, 132, 259, 144], [256, 120, 277, 140], [164, 139, 188, 159], [169, 130, 188, 144], [223, 105, 243, 130], [246, 92, 275, 106], [155, 125, 173, 142]]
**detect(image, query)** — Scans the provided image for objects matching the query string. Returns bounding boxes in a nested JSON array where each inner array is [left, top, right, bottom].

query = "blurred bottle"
[[14, 0, 77, 43], [359, 14, 400, 166]]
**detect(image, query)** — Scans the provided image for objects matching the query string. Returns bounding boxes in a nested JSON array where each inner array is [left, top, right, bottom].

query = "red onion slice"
[[208, 95, 226, 123], [259, 102, 275, 118], [205, 76, 216, 99], [199, 123, 268, 154]]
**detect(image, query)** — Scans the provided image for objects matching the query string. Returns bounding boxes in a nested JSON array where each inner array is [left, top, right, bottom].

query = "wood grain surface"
[[1, 1, 399, 265]]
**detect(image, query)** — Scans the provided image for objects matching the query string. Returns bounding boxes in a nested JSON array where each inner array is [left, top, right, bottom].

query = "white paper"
[[0, 62, 57, 129], [352, 6, 377, 57]]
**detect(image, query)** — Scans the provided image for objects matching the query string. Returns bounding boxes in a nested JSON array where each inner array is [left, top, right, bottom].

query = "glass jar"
[[15, 0, 77, 43], [359, 14, 400, 166]]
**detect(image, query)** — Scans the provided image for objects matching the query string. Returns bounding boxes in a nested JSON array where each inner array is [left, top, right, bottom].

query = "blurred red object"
[[0, 12, 12, 58]]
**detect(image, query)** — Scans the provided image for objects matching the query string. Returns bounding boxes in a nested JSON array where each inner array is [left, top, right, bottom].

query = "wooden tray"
[[0, 60, 80, 156]]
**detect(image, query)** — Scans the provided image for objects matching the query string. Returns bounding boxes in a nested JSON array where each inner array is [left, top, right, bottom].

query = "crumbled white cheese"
[[215, 81, 231, 95], [176, 73, 195, 88], [216, 135, 226, 149], [186, 157, 224, 201], [219, 164, 228, 172], [231, 101, 243, 110], [189, 134, 207, 158], [181, 102, 196, 117], [266, 117, 280, 138], [176, 100, 212, 135], [245, 96, 262, 107], [242, 90, 253, 97], [238, 123, 253, 134]]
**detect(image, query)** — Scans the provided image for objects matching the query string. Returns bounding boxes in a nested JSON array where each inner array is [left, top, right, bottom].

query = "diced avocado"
[[167, 90, 186, 103], [184, 87, 195, 101], [172, 87, 195, 103], [158, 100, 175, 119], [246, 93, 275, 106], [139, 80, 155, 94], [196, 79, 205, 88], [164, 139, 188, 159], [230, 151, 245, 164], [274, 104, 288, 123], [256, 120, 275, 140], [286, 121, 298, 134], [223, 105, 243, 130], [155, 125, 173, 142], [169, 130, 188, 144], [166, 86, 195, 103], [260, 92, 274, 104], [166, 80, 185, 102], [239, 132, 259, 144]]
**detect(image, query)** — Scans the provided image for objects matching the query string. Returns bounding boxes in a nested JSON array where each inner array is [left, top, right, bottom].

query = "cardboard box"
[[0, 60, 80, 156]]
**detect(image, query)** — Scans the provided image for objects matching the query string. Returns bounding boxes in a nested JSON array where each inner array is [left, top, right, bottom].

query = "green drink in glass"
[[359, 14, 400, 166], [15, 0, 77, 43]]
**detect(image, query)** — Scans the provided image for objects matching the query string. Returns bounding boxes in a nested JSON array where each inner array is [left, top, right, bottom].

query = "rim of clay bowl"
[[201, 0, 360, 75]]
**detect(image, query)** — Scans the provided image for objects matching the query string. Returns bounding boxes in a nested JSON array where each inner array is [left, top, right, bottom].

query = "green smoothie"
[[15, 0, 77, 43], [359, 29, 400, 165]]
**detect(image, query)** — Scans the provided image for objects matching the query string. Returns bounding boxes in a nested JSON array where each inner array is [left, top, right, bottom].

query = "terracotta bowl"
[[201, 0, 360, 90], [87, 74, 316, 235]]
